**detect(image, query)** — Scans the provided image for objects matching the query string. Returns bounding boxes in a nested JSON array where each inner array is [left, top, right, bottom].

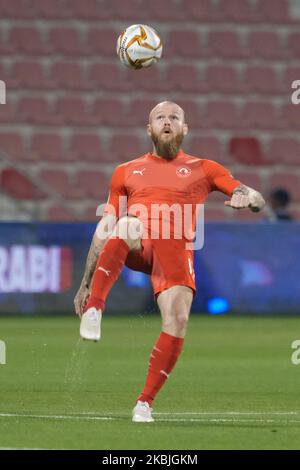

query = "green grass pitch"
[[0, 314, 300, 450]]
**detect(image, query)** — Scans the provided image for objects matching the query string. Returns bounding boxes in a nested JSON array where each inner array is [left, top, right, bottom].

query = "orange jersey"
[[103, 150, 241, 240]]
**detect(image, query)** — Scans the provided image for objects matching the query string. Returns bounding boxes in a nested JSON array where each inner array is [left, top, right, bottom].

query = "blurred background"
[[0, 0, 299, 315]]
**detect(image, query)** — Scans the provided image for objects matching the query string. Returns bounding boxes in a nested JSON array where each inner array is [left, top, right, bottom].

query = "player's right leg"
[[80, 216, 143, 341]]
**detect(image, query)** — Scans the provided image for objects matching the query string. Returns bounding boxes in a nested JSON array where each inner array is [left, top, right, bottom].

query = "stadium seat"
[[49, 27, 87, 56], [269, 173, 300, 202], [148, 0, 187, 20], [39, 170, 83, 199], [18, 97, 54, 125], [10, 61, 50, 89], [0, 101, 15, 123], [124, 99, 158, 126], [229, 137, 264, 165], [87, 28, 119, 56], [55, 97, 94, 125], [31, 134, 63, 161], [125, 67, 168, 92], [0, 168, 45, 199], [287, 33, 300, 58], [165, 65, 202, 92], [175, 99, 203, 129], [267, 138, 300, 165], [9, 27, 49, 54], [188, 136, 222, 160], [248, 32, 284, 59], [50, 62, 87, 90], [30, 0, 72, 19], [166, 31, 202, 57], [218, 0, 259, 22], [93, 98, 126, 126], [0, 132, 25, 159], [258, 0, 292, 23], [89, 63, 132, 92], [77, 170, 109, 200], [280, 104, 300, 129], [239, 102, 278, 129], [233, 171, 263, 192], [184, 0, 218, 21], [0, 0, 35, 18], [69, 134, 107, 162], [110, 134, 145, 161], [206, 31, 245, 58], [244, 66, 283, 94], [73, 0, 113, 19], [204, 102, 238, 129], [205, 65, 240, 94]]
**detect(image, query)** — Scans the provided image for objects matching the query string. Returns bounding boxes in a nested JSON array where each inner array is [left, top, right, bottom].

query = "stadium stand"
[[0, 0, 299, 221]]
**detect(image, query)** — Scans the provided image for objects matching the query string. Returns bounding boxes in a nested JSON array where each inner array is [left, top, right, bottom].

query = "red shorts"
[[125, 238, 196, 299]]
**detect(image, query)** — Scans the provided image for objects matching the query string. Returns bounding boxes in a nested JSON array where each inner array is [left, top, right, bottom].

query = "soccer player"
[[74, 101, 265, 423]]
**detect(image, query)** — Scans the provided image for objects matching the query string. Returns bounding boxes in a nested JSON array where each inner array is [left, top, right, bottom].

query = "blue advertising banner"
[[0, 222, 299, 315]]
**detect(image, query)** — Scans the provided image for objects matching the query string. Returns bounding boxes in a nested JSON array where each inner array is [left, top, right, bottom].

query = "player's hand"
[[225, 186, 265, 212], [74, 283, 90, 317]]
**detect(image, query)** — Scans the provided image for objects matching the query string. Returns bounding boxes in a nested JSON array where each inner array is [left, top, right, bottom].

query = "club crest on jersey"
[[176, 166, 191, 178]]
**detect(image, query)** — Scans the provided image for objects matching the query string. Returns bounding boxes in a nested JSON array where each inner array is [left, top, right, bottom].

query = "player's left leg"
[[133, 285, 193, 422]]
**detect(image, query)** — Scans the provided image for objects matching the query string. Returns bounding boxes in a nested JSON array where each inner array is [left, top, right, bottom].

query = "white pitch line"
[[1, 412, 300, 425]]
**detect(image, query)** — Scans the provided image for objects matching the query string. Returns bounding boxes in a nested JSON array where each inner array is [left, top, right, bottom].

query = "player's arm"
[[205, 160, 265, 212], [74, 165, 127, 317]]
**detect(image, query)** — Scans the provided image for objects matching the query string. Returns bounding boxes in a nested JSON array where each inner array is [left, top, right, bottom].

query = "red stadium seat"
[[73, 0, 113, 19], [0, 101, 15, 123], [207, 31, 245, 58], [125, 67, 168, 93], [204, 101, 238, 129], [188, 136, 222, 160], [55, 97, 94, 125], [0, 0, 35, 18], [110, 134, 145, 161], [244, 66, 283, 94], [287, 33, 300, 58], [18, 97, 55, 125], [0, 132, 25, 159], [165, 65, 202, 92], [87, 28, 119, 56], [205, 65, 240, 94], [267, 138, 300, 165], [31, 134, 63, 161], [9, 27, 49, 54], [268, 173, 300, 202], [125, 98, 159, 126], [30, 0, 72, 19], [280, 104, 300, 129], [239, 102, 278, 129], [0, 168, 45, 199], [259, 0, 292, 23], [49, 28, 87, 56], [248, 32, 284, 59], [148, 0, 187, 20], [233, 171, 263, 192], [10, 62, 50, 89], [39, 170, 83, 199], [184, 0, 218, 21], [219, 0, 259, 22], [77, 171, 109, 200], [89, 63, 132, 92], [93, 98, 126, 126], [229, 137, 264, 165], [166, 31, 202, 58], [175, 99, 203, 129], [69, 134, 107, 162], [50, 62, 87, 90]]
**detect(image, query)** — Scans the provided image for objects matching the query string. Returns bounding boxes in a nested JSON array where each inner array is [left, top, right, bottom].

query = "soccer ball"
[[117, 24, 163, 70]]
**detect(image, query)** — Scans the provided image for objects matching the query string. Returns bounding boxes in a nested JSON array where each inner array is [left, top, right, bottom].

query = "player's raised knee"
[[115, 216, 143, 250]]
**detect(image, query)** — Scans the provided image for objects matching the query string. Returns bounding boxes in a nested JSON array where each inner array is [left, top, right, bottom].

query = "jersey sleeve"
[[103, 164, 128, 219], [203, 160, 241, 196]]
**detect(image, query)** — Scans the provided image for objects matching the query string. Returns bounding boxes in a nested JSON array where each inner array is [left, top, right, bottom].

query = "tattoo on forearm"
[[83, 239, 101, 287]]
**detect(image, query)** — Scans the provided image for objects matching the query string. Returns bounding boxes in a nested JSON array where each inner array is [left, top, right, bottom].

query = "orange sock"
[[84, 237, 129, 313], [138, 332, 184, 406]]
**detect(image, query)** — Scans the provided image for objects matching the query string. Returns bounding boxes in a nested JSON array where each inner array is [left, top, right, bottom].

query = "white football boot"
[[132, 400, 154, 423], [80, 307, 102, 342]]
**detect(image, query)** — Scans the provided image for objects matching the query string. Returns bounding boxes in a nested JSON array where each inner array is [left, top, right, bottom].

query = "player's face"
[[147, 104, 188, 160]]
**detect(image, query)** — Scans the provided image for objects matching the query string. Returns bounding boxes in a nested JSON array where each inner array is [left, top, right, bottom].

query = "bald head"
[[149, 101, 185, 124], [147, 101, 188, 160]]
